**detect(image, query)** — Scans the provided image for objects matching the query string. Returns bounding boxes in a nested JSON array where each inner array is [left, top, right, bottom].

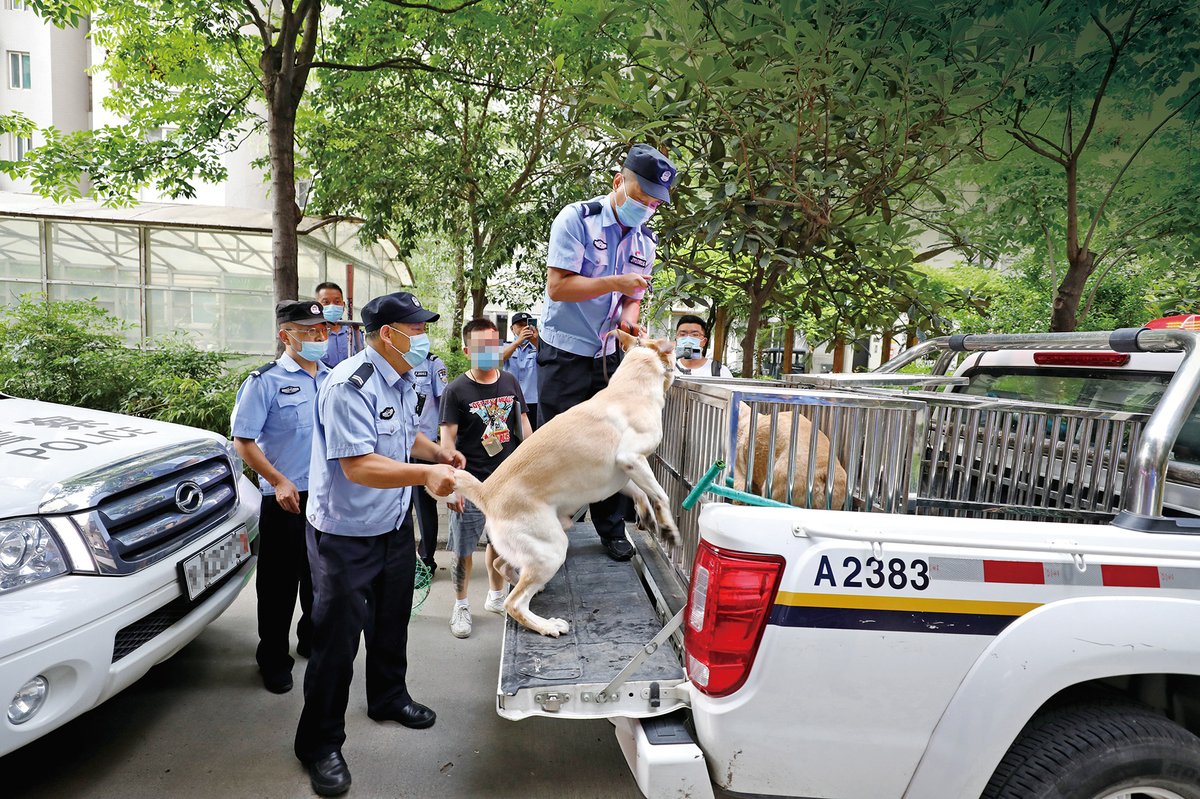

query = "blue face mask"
[[471, 347, 502, 370], [322, 304, 344, 323], [288, 332, 328, 362], [615, 181, 655, 228], [385, 326, 430, 368], [676, 336, 702, 359]]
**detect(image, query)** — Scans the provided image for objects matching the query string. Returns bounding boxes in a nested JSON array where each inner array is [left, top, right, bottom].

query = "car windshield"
[[960, 368, 1200, 465]]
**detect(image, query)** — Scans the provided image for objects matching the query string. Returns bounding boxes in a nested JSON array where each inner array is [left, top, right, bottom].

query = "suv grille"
[[97, 456, 238, 563]]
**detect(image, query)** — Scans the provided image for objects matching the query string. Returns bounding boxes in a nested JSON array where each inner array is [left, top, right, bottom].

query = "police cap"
[[511, 312, 534, 327], [361, 291, 440, 332], [276, 300, 326, 326], [623, 143, 678, 204]]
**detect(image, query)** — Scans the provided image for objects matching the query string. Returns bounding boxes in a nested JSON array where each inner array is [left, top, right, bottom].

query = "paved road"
[[5, 553, 648, 799]]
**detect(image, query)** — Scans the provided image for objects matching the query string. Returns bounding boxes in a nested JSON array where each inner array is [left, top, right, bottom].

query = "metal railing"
[[652, 329, 1200, 582]]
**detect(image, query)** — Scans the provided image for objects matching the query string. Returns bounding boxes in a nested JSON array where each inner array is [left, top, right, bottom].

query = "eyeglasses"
[[284, 325, 329, 341]]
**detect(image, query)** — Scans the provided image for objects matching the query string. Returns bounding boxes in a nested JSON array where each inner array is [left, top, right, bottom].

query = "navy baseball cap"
[[361, 291, 440, 332], [511, 312, 534, 326], [276, 300, 326, 326], [623, 143, 678, 204]]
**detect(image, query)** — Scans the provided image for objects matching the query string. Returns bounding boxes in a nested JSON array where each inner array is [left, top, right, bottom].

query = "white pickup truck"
[[497, 326, 1200, 799], [0, 395, 260, 756]]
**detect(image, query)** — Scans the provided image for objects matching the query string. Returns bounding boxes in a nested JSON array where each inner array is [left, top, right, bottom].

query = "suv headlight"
[[0, 519, 68, 594]]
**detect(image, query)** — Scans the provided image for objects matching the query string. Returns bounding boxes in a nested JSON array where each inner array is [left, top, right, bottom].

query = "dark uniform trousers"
[[256, 492, 314, 676], [294, 510, 416, 762], [410, 458, 440, 570], [536, 341, 629, 542]]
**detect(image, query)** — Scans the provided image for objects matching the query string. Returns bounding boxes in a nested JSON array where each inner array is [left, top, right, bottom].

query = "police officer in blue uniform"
[[315, 281, 363, 368], [409, 350, 449, 574], [537, 143, 678, 560], [294, 292, 464, 797], [502, 311, 540, 430], [231, 300, 331, 694]]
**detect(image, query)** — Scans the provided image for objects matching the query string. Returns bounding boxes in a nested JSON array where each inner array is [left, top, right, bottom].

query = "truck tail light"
[[1032, 351, 1130, 367], [684, 539, 784, 697]]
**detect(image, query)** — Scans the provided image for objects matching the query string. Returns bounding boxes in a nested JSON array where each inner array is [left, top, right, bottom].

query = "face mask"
[[471, 347, 502, 370], [615, 180, 655, 228], [322, 305, 344, 323], [385, 326, 430, 368], [287, 332, 328, 362], [676, 336, 703, 359]]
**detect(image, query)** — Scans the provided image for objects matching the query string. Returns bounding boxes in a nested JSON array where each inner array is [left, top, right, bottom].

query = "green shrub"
[[0, 293, 241, 436]]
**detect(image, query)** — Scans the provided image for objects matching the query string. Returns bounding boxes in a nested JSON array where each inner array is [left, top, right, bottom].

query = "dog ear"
[[652, 338, 675, 356], [614, 329, 638, 352]]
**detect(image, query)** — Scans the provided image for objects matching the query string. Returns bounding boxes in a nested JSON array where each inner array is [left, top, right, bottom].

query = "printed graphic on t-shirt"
[[469, 396, 516, 443]]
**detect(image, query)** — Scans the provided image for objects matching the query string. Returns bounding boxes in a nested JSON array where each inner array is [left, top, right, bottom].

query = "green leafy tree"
[[305, 0, 621, 335], [596, 0, 1020, 374], [974, 0, 1200, 331], [1, 0, 483, 310]]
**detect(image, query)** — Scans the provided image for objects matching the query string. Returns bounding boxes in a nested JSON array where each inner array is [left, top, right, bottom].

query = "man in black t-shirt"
[[439, 318, 533, 638]]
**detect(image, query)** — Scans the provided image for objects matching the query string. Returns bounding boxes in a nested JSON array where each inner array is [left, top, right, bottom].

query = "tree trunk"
[[1051, 248, 1094, 332], [740, 300, 763, 376], [880, 329, 893, 365], [712, 305, 729, 365], [832, 336, 846, 373], [470, 286, 487, 319], [451, 241, 467, 340], [267, 98, 299, 307], [781, 325, 795, 374]]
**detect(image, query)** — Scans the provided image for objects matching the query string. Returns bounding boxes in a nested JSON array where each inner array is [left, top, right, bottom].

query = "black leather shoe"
[[601, 537, 635, 561], [261, 670, 293, 694], [306, 751, 351, 796], [368, 701, 437, 729]]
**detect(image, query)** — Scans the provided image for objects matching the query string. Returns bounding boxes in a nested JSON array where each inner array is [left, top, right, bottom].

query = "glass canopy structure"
[[0, 192, 411, 355]]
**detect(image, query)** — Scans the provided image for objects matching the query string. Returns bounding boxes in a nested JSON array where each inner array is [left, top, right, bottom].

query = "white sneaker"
[[450, 605, 472, 638], [484, 593, 507, 614]]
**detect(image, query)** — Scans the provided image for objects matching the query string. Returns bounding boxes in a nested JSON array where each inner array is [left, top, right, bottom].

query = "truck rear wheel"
[[982, 700, 1200, 799]]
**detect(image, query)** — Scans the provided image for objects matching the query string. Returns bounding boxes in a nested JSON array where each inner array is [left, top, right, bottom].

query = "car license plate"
[[180, 527, 251, 601]]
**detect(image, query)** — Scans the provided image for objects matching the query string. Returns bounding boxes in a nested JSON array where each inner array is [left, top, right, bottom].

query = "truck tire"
[[982, 700, 1200, 799]]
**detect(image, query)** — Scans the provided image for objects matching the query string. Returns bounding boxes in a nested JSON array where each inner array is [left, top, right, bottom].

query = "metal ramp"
[[496, 522, 687, 721]]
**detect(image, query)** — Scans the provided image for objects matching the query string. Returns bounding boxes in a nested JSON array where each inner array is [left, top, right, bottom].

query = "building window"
[[8, 51, 31, 90], [4, 0, 31, 10], [11, 134, 32, 160]]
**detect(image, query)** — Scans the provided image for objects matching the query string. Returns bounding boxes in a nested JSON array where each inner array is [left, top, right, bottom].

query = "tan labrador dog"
[[443, 331, 681, 638], [733, 404, 849, 509]]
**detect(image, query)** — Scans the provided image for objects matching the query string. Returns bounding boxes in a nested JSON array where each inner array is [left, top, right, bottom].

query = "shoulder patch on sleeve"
[[579, 200, 604, 218], [250, 360, 278, 377], [348, 362, 375, 389], [640, 224, 658, 244]]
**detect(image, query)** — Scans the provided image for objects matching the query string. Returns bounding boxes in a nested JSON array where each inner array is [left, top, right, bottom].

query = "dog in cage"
[[733, 403, 849, 509]]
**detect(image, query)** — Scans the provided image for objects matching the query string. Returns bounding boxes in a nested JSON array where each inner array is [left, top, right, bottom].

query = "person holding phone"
[[501, 312, 540, 430]]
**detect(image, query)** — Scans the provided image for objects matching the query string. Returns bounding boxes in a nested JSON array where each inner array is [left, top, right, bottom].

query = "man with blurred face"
[[537, 143, 679, 561]]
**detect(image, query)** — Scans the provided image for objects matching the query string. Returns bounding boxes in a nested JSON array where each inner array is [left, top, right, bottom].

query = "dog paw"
[[661, 523, 682, 547], [541, 618, 569, 637]]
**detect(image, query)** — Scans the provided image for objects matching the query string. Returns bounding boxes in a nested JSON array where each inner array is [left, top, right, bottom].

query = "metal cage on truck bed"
[[652, 328, 1200, 585]]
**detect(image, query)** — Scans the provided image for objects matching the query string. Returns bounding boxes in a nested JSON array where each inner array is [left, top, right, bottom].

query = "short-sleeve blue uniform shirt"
[[504, 341, 539, 405], [306, 346, 420, 537], [230, 352, 329, 494], [542, 194, 658, 357], [409, 352, 448, 441]]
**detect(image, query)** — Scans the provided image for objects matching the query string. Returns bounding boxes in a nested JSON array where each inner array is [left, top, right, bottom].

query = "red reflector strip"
[[1032, 351, 1131, 367], [1101, 564, 1160, 588], [983, 560, 1045, 584]]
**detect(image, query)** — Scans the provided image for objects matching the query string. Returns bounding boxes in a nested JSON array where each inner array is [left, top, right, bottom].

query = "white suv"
[[0, 395, 260, 756]]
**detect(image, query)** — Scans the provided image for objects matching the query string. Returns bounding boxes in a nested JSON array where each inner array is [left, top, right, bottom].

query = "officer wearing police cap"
[[294, 291, 465, 796], [537, 143, 678, 560], [231, 300, 330, 694]]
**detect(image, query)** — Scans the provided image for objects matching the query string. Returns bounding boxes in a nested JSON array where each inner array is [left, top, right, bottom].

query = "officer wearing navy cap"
[[537, 143, 678, 560], [231, 300, 330, 694], [294, 291, 465, 797]]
